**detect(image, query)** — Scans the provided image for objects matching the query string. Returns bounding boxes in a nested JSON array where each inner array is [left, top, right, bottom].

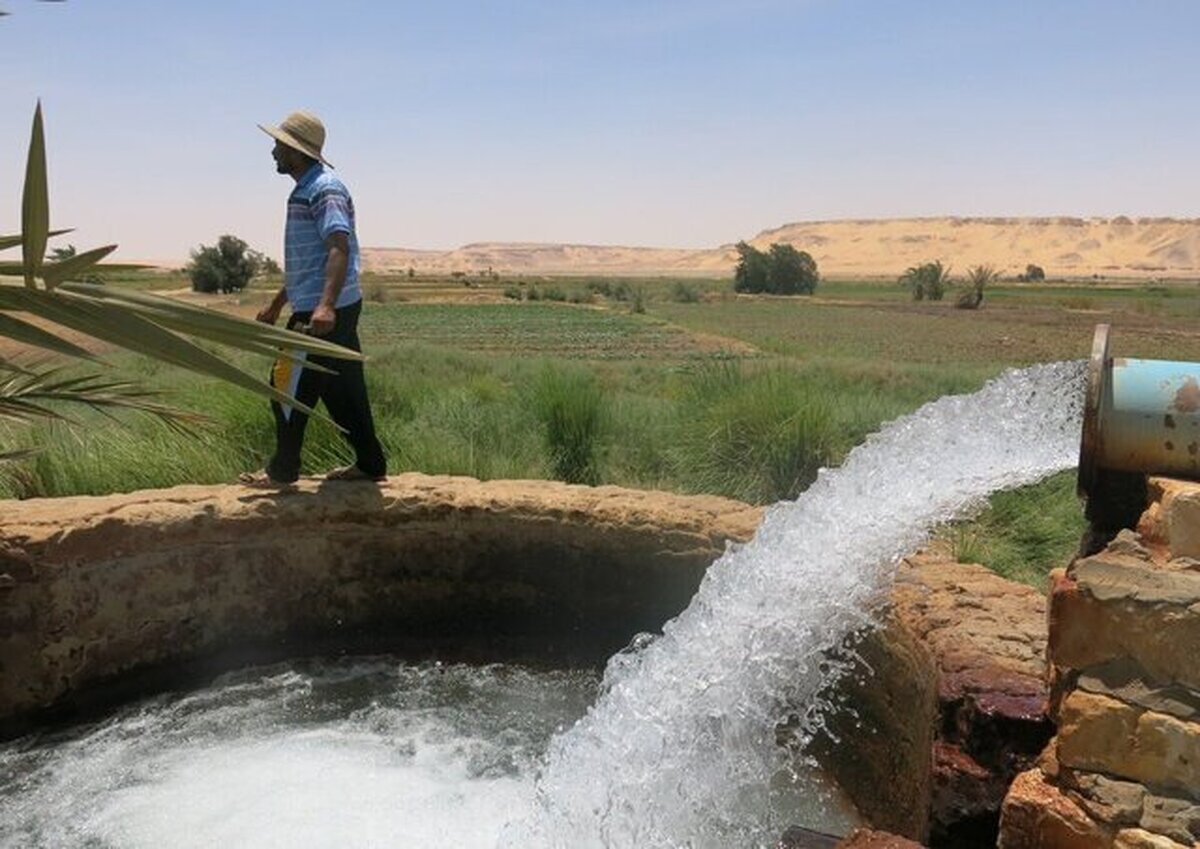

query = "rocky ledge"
[[0, 473, 761, 733]]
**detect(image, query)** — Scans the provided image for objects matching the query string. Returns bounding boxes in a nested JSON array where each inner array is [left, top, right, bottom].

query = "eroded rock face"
[[0, 474, 762, 732], [893, 553, 1054, 846], [806, 549, 1054, 847]]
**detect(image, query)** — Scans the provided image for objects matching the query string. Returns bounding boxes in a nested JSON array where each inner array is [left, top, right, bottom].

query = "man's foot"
[[324, 464, 385, 483], [237, 470, 297, 489]]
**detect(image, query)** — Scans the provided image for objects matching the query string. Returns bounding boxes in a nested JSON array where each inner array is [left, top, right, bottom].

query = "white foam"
[[0, 662, 597, 849]]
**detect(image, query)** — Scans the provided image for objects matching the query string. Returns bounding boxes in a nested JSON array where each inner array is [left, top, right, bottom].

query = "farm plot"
[[652, 297, 1200, 369], [361, 301, 737, 360]]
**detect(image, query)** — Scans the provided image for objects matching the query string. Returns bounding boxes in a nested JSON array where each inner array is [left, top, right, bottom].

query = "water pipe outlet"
[[1078, 323, 1200, 497]]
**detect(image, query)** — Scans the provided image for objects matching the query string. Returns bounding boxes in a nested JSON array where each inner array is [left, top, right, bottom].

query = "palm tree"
[[0, 103, 360, 457], [899, 260, 951, 302], [956, 265, 998, 310]]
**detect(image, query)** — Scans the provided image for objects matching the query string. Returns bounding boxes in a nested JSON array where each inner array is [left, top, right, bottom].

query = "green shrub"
[[188, 235, 270, 294], [502, 285, 523, 300], [631, 286, 646, 314], [672, 362, 836, 503], [671, 281, 700, 303], [528, 365, 607, 485]]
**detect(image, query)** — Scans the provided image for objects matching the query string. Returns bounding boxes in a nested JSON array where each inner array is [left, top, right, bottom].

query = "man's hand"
[[258, 287, 288, 325], [256, 302, 282, 325], [308, 302, 336, 336]]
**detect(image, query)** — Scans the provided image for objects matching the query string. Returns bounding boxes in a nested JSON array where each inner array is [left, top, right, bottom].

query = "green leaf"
[[0, 367, 205, 435], [0, 312, 97, 360], [0, 229, 70, 253], [21, 102, 49, 289], [41, 244, 116, 289], [0, 286, 335, 424], [58, 282, 364, 361]]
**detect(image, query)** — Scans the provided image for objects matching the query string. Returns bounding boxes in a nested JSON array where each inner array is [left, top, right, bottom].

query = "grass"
[[360, 301, 734, 360], [936, 471, 1087, 588], [6, 269, 1197, 588]]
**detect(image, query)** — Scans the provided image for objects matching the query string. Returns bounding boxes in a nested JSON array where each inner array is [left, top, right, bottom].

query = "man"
[[241, 110, 387, 486]]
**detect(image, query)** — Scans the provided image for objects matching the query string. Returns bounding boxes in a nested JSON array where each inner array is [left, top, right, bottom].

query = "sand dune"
[[363, 217, 1200, 279]]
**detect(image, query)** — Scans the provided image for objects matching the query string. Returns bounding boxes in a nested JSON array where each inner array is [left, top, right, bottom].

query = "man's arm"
[[256, 285, 289, 325], [308, 231, 349, 336]]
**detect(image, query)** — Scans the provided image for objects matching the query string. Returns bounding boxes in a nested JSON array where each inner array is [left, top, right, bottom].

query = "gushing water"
[[501, 361, 1085, 848], [0, 363, 1085, 848]]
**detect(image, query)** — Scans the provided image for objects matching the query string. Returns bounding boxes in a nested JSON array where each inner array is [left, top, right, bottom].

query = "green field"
[[6, 270, 1198, 587]]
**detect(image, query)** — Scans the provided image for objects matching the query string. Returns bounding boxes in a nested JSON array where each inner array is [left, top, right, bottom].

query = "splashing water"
[[501, 361, 1085, 848], [0, 660, 599, 849]]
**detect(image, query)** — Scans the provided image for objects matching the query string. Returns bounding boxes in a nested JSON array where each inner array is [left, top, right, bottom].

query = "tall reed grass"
[[527, 364, 607, 485], [671, 362, 838, 503]]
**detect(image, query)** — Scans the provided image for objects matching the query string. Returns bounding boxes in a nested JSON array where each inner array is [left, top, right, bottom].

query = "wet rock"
[[892, 553, 1054, 843], [809, 611, 936, 842], [834, 827, 927, 848], [778, 825, 842, 848]]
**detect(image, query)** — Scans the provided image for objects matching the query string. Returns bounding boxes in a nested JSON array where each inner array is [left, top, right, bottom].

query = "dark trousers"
[[266, 299, 387, 482]]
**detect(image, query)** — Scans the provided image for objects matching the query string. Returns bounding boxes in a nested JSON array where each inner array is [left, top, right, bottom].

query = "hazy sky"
[[0, 1, 1196, 262]]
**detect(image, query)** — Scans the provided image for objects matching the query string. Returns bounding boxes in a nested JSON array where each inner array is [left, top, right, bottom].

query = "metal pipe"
[[1078, 324, 1200, 496]]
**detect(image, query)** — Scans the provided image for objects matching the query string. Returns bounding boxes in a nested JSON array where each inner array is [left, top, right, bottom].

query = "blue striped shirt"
[[284, 163, 362, 311]]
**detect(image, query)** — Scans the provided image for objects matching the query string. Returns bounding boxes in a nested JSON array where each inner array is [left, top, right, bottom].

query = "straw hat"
[[258, 110, 334, 168]]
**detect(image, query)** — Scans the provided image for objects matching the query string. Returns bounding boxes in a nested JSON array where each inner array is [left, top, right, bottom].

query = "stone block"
[[1062, 770, 1144, 828], [1049, 554, 1200, 693], [1077, 658, 1200, 724], [1147, 477, 1200, 560], [1057, 691, 1200, 800], [1141, 793, 1200, 846], [1112, 827, 1191, 849], [998, 768, 1114, 849]]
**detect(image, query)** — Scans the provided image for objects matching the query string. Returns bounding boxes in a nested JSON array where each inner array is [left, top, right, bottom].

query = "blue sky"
[[0, 1, 1196, 262]]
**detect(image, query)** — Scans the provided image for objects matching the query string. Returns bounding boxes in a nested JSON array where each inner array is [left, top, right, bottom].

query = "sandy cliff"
[[363, 217, 1200, 279]]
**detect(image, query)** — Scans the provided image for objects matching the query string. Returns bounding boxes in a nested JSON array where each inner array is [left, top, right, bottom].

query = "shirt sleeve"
[[309, 182, 353, 241]]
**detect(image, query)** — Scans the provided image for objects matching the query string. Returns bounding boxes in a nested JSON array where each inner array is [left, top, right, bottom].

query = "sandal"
[[237, 470, 297, 489], [324, 464, 385, 483]]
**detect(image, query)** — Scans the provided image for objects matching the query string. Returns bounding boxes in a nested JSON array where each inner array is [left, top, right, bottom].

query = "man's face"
[[271, 140, 300, 174]]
